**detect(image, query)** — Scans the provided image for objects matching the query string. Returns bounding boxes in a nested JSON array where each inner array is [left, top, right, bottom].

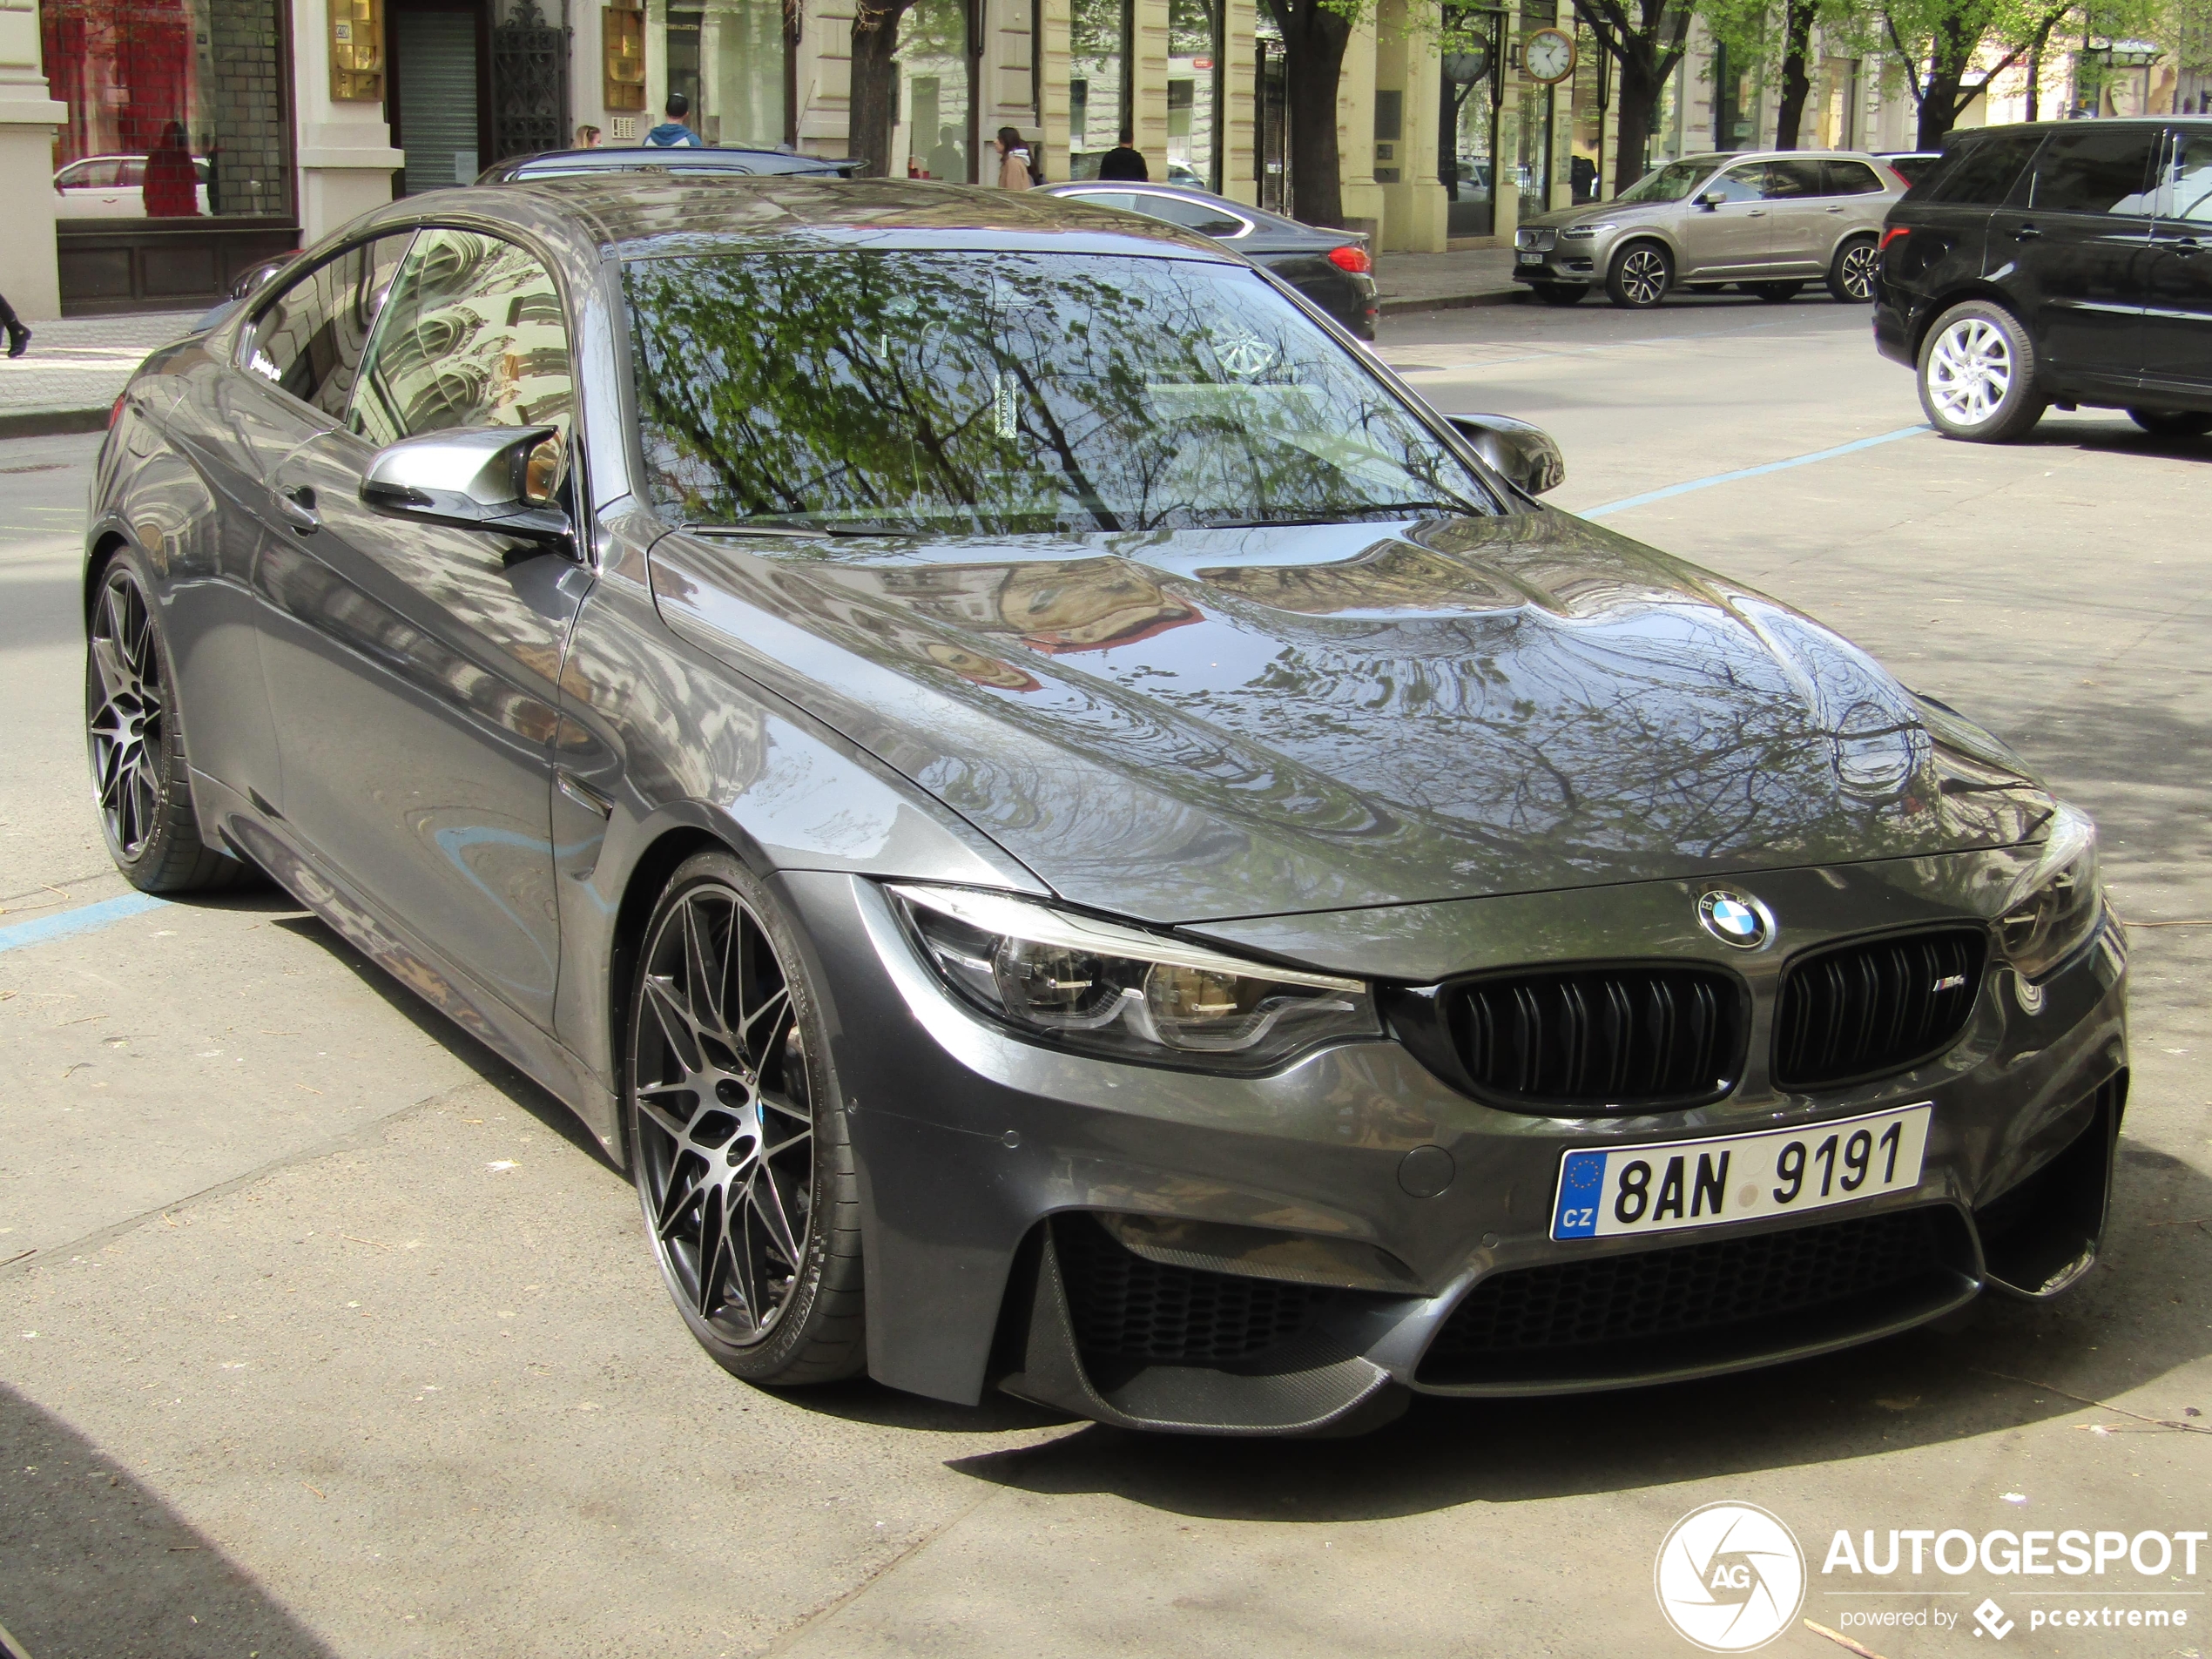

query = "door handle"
[[1824, 205, 1846, 213], [277, 484, 320, 533], [2014, 223, 2043, 241], [1746, 209, 1767, 217], [2168, 236, 2204, 258]]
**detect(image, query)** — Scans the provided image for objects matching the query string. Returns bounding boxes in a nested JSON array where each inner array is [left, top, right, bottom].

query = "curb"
[[0, 407, 110, 441], [1376, 287, 1526, 319]]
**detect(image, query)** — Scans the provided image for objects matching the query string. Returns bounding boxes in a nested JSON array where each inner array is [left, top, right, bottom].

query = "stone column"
[[1035, 0, 1069, 179], [0, 0, 66, 320], [1219, 0, 1253, 204], [1374, 0, 1443, 250], [293, 0, 403, 245], [1131, 0, 1167, 176], [1336, 10, 1381, 237]]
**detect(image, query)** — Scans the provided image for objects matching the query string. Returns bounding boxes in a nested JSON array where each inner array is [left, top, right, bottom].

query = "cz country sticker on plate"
[[1549, 1103, 1931, 1241]]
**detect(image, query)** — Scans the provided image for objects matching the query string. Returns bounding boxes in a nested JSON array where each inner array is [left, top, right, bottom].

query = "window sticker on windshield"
[[1211, 327, 1278, 379]]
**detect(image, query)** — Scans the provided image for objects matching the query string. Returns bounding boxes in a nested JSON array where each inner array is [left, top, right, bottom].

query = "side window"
[[2155, 131, 2212, 224], [2027, 127, 2158, 215], [1125, 192, 1250, 236], [351, 229, 576, 480], [1068, 190, 1140, 213], [1705, 167, 1769, 204], [1925, 132, 2043, 206], [1822, 160, 1885, 196], [1760, 159, 1828, 199], [243, 233, 415, 419], [59, 159, 114, 189], [116, 158, 146, 187]]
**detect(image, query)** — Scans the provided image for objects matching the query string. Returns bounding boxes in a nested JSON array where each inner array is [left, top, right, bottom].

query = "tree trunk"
[[1770, 0, 1817, 149], [849, 0, 914, 178], [1914, 11, 1976, 149], [1266, 0, 1352, 226], [1612, 53, 1663, 189], [2025, 44, 2041, 120]]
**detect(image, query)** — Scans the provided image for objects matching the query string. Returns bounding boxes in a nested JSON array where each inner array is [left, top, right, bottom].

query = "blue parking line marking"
[[1578, 423, 1932, 519], [0, 892, 167, 955]]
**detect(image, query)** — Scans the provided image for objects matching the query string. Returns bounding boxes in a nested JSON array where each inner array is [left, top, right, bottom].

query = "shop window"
[[1440, 5, 1499, 236], [1167, 0, 1219, 192], [43, 0, 293, 220], [895, 0, 971, 179], [1069, 0, 1129, 179], [644, 0, 786, 148]]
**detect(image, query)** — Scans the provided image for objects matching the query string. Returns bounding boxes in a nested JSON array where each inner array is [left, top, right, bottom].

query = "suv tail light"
[[1327, 244, 1372, 274], [1879, 226, 1911, 251]]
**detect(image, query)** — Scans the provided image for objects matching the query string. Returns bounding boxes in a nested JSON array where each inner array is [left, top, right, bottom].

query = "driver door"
[[255, 226, 587, 1028], [1673, 164, 1775, 280]]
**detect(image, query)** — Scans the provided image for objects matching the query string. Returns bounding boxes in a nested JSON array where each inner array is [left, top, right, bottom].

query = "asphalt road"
[[3, 293, 2208, 1659]]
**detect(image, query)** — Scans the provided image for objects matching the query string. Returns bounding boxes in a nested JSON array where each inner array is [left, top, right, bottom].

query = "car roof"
[[381, 174, 1242, 261], [482, 145, 852, 182], [1042, 179, 1349, 240]]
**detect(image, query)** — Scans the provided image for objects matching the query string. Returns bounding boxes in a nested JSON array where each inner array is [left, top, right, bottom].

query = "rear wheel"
[[1827, 235, 1878, 303], [627, 850, 866, 1386], [1607, 242, 1671, 309], [1750, 280, 1804, 303], [1917, 300, 2047, 442], [84, 552, 251, 893], [2127, 407, 2212, 437], [1534, 282, 1588, 307]]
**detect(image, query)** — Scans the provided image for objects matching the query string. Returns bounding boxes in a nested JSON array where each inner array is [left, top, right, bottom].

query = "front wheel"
[[1917, 300, 2047, 442], [1534, 282, 1588, 307], [1607, 243, 1671, 309], [1828, 235, 1878, 303], [627, 850, 866, 1386], [85, 552, 252, 893], [2128, 407, 2212, 437]]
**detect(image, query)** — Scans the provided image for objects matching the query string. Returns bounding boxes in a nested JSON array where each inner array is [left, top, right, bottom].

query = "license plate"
[[1517, 250, 1544, 264], [1549, 1104, 1931, 1241]]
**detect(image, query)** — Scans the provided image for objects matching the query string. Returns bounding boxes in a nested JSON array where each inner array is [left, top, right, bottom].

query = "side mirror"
[[1448, 414, 1565, 496], [361, 424, 575, 552], [1698, 188, 1727, 209]]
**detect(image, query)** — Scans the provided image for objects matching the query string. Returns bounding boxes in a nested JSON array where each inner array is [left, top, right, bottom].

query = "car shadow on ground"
[[0, 1384, 339, 1659], [2018, 416, 2212, 462], [937, 1143, 2212, 1521]]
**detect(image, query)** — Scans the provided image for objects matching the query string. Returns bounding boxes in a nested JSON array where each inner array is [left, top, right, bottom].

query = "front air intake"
[[1389, 966, 1749, 1115], [1772, 927, 1987, 1089]]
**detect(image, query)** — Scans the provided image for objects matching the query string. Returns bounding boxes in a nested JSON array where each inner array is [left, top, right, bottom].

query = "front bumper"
[[1510, 228, 1611, 288], [782, 856, 2128, 1436]]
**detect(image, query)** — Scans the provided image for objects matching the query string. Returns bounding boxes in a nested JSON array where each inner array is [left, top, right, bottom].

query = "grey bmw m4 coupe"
[[85, 177, 2126, 1436]]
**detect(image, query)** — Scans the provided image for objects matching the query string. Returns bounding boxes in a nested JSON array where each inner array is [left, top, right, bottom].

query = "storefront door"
[[1440, 6, 1502, 237], [391, 3, 486, 193]]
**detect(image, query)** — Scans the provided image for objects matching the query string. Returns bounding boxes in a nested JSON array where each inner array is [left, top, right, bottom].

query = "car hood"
[[1519, 201, 1667, 233], [648, 509, 2053, 926]]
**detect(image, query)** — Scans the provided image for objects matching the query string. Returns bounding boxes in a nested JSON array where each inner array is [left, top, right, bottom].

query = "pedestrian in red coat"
[[143, 123, 199, 218]]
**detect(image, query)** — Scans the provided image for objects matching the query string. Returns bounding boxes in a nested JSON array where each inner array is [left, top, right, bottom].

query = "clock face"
[[1526, 29, 1575, 83]]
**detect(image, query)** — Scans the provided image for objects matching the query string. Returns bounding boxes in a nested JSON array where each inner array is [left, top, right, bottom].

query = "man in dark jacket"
[[1096, 129, 1147, 181], [643, 92, 705, 148]]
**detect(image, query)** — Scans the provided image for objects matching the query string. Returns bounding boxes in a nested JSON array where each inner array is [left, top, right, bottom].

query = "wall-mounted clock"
[[1524, 26, 1577, 84]]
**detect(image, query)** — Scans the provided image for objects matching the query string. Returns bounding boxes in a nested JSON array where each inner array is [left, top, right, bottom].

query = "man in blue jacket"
[[643, 92, 705, 147]]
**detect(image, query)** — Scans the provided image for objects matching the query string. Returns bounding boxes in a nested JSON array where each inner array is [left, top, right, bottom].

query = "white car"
[[54, 153, 212, 219]]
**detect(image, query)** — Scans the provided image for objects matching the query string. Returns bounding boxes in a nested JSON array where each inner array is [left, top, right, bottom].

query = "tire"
[[1751, 280, 1804, 303], [84, 550, 252, 893], [1827, 235, 1878, 303], [1534, 282, 1588, 307], [626, 849, 866, 1386], [2128, 407, 2212, 437], [1606, 242, 1672, 309], [1917, 300, 2047, 442]]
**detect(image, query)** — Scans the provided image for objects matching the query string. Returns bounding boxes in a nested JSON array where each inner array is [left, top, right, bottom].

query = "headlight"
[[889, 884, 1380, 1071], [1561, 223, 1613, 237], [1996, 803, 2105, 981]]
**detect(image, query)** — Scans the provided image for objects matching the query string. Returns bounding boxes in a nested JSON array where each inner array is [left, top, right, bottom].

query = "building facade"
[[2, 0, 2206, 319]]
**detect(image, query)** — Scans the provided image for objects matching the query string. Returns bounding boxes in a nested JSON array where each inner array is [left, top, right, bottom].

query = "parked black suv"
[[1873, 118, 2212, 442]]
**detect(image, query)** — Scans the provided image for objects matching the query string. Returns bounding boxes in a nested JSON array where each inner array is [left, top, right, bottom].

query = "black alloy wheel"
[[627, 850, 865, 1384], [1607, 243, 1671, 309], [1751, 280, 1804, 303], [2128, 408, 2212, 437], [1534, 282, 1588, 307], [85, 554, 248, 892], [1828, 236, 1878, 303]]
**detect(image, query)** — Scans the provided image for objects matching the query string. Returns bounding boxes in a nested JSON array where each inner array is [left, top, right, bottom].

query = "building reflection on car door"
[[1674, 164, 1773, 280], [1757, 158, 1833, 274], [1988, 125, 2156, 390], [255, 226, 585, 1030], [2141, 125, 2212, 398]]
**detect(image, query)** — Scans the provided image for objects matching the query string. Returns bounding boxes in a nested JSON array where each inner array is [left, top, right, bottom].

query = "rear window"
[[1921, 132, 2042, 206], [1822, 160, 1886, 195], [2026, 126, 2158, 213]]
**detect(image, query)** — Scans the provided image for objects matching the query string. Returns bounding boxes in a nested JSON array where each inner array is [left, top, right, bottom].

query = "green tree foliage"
[[1568, 0, 1695, 185]]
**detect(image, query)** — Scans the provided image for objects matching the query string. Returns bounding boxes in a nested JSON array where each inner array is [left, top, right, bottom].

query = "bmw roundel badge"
[[1698, 889, 1772, 950]]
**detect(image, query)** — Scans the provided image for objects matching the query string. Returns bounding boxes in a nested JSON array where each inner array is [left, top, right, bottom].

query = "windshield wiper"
[[687, 519, 834, 540], [1200, 502, 1477, 529]]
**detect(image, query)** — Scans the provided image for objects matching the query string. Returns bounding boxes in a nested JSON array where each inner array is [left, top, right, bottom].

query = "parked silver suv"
[[1511, 151, 1906, 309]]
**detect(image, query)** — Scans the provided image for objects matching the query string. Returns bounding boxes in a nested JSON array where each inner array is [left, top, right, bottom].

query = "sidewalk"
[[0, 310, 206, 439], [1372, 245, 1522, 318]]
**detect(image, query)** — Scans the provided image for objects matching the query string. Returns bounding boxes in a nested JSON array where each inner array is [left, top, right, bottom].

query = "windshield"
[[622, 250, 1494, 536], [1615, 159, 1723, 203]]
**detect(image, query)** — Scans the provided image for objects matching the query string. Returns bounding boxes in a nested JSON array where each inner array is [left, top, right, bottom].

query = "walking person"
[[642, 93, 705, 148], [1, 291, 29, 358], [1096, 128, 1147, 181], [995, 126, 1033, 190], [575, 123, 603, 148], [143, 121, 200, 217]]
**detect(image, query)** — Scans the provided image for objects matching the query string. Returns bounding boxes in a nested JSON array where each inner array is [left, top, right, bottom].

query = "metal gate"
[[491, 0, 570, 163]]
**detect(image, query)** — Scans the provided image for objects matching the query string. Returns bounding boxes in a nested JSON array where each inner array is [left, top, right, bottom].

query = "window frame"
[[2021, 125, 2160, 217], [234, 231, 418, 419], [1119, 189, 1254, 239]]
